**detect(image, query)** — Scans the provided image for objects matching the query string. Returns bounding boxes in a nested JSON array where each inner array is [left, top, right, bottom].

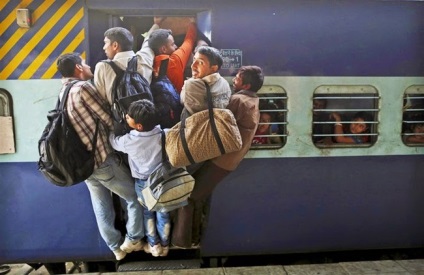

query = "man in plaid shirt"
[[57, 53, 145, 261]]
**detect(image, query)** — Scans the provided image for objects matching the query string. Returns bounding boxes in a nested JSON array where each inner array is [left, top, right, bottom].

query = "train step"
[[117, 259, 201, 271]]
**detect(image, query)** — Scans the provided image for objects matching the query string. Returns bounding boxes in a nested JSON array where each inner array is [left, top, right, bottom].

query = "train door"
[[85, 6, 211, 69]]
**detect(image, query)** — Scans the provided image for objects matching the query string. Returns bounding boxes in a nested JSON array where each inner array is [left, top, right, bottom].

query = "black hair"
[[57, 52, 82, 77], [238, 65, 264, 92], [195, 46, 223, 70], [407, 111, 424, 130], [353, 111, 373, 122], [148, 29, 173, 55], [104, 27, 133, 51], [127, 99, 159, 131]]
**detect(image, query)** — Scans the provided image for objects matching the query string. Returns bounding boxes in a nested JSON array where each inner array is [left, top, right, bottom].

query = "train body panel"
[[1, 0, 424, 265]]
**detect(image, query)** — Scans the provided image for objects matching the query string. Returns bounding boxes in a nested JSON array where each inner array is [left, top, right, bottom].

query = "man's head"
[[57, 52, 93, 80], [191, 46, 223, 79], [313, 98, 327, 117], [126, 99, 159, 132], [103, 27, 134, 59], [149, 29, 177, 55], [232, 65, 264, 93]]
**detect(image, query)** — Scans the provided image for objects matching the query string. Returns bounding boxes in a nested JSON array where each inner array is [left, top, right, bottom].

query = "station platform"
[[4, 258, 424, 275]]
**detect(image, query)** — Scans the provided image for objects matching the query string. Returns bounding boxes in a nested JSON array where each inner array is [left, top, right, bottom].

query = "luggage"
[[165, 81, 242, 168], [104, 56, 153, 135], [140, 130, 195, 212], [150, 58, 183, 128], [38, 81, 99, 187]]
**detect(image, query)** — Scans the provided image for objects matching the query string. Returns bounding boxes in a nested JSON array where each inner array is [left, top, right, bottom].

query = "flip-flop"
[[0, 265, 10, 274]]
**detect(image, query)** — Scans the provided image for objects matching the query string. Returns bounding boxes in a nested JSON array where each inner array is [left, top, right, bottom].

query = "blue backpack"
[[150, 58, 183, 128]]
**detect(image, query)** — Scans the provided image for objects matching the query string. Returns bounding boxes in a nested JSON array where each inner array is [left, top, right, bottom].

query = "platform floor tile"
[[340, 260, 410, 274], [223, 265, 286, 274], [397, 259, 424, 274], [284, 263, 349, 275]]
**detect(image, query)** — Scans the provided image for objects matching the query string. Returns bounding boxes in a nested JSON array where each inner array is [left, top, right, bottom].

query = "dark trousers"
[[171, 161, 230, 247]]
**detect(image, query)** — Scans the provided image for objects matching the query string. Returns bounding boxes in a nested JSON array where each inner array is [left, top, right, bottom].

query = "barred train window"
[[402, 85, 424, 146], [251, 85, 287, 149], [312, 85, 379, 148]]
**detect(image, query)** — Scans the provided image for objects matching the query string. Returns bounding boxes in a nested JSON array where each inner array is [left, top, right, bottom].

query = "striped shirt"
[[59, 78, 113, 168]]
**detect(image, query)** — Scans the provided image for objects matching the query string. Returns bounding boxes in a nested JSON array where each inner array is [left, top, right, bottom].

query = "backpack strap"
[[91, 119, 100, 154], [102, 60, 124, 76], [161, 130, 166, 162], [127, 55, 138, 72], [179, 81, 226, 165], [204, 81, 226, 155], [60, 80, 100, 154], [59, 80, 78, 111]]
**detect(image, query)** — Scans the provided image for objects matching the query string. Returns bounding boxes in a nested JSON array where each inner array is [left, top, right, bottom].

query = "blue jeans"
[[85, 153, 144, 252], [135, 179, 170, 247]]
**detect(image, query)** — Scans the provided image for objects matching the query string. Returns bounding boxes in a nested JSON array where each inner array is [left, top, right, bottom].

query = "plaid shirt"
[[60, 78, 113, 168]]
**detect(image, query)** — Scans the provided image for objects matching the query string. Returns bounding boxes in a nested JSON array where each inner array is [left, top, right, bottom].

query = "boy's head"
[[149, 29, 177, 55], [103, 27, 134, 59], [232, 65, 264, 93], [191, 46, 223, 79], [126, 99, 159, 132], [350, 111, 372, 134], [57, 52, 93, 80]]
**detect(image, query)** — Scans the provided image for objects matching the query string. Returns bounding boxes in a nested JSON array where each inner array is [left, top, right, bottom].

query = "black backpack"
[[150, 58, 183, 128], [104, 56, 153, 135], [38, 81, 99, 187]]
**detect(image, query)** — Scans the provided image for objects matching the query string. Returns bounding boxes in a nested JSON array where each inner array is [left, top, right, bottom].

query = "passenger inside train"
[[312, 98, 333, 143], [330, 111, 372, 144], [403, 112, 424, 144], [251, 111, 282, 145]]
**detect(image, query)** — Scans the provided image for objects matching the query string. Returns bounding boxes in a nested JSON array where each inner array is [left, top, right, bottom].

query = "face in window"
[[257, 112, 272, 134], [191, 52, 217, 79], [350, 118, 367, 134], [313, 99, 327, 116], [413, 124, 424, 134]]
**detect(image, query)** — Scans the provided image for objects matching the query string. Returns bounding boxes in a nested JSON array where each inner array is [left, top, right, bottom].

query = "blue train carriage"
[[1, 0, 424, 270]]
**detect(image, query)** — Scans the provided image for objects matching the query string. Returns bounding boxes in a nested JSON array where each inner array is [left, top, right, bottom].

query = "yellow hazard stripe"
[[0, 0, 53, 60], [0, 0, 11, 12], [0, 0, 33, 37], [42, 29, 86, 79], [0, 0, 77, 79], [19, 7, 84, 79]]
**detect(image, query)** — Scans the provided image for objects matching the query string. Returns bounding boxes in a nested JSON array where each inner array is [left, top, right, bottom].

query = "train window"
[[402, 85, 424, 146], [312, 85, 379, 148], [251, 85, 287, 149], [0, 89, 15, 154]]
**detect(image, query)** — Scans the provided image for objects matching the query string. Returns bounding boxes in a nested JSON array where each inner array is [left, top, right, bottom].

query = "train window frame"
[[402, 85, 424, 146], [0, 88, 15, 154], [312, 85, 379, 148], [250, 85, 287, 150]]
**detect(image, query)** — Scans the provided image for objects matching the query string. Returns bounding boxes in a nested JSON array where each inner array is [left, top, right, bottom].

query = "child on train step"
[[109, 99, 171, 257]]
